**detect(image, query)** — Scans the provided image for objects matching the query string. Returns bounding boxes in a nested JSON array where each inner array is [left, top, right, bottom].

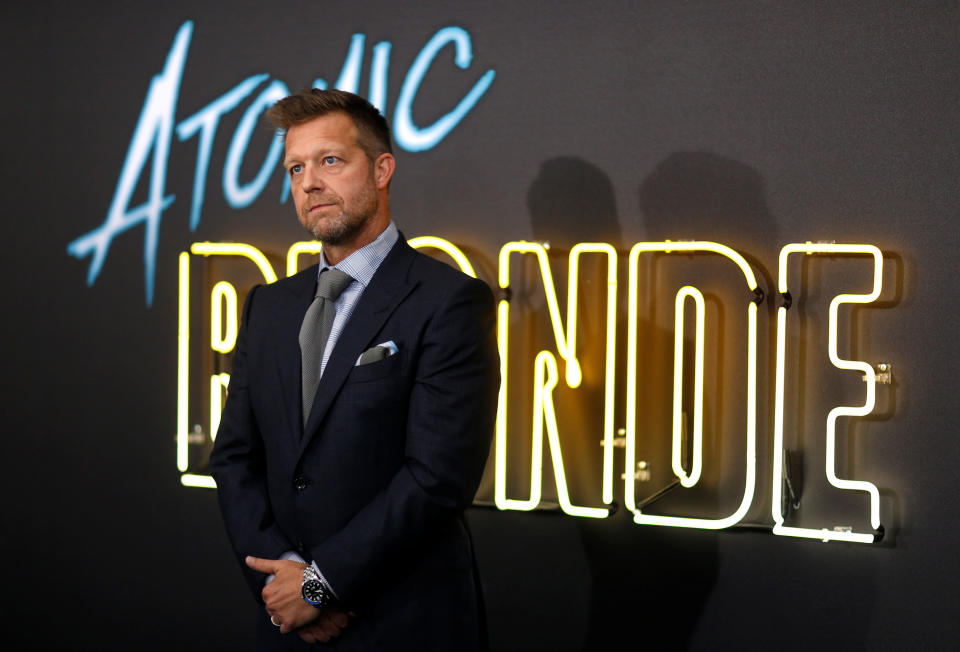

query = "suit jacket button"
[[294, 476, 308, 491]]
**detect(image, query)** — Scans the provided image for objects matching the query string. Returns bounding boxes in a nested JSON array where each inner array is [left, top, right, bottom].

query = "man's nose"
[[301, 164, 325, 192]]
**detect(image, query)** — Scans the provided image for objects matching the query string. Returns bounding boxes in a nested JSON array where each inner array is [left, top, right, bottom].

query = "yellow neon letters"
[[175, 236, 888, 545], [772, 243, 883, 544], [625, 242, 758, 529], [495, 241, 617, 516], [177, 243, 278, 485]]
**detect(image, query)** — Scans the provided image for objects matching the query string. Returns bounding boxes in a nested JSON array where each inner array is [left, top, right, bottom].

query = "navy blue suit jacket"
[[209, 237, 499, 650]]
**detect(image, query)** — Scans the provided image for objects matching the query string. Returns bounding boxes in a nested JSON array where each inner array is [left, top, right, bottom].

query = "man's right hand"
[[297, 607, 354, 644]]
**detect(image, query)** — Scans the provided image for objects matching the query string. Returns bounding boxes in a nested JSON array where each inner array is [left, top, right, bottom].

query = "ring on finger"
[[271, 615, 280, 627]]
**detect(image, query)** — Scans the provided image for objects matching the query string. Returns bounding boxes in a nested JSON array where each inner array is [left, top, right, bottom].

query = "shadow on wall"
[[483, 156, 722, 649], [528, 156, 624, 249], [639, 151, 777, 247]]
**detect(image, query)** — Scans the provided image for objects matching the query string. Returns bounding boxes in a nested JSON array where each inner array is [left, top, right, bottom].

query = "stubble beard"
[[299, 181, 379, 246]]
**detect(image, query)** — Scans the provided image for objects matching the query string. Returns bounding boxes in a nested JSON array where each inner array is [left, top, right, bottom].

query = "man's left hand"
[[297, 607, 354, 644], [245, 556, 318, 634]]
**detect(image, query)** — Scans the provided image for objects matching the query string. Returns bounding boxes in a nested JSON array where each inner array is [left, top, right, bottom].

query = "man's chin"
[[299, 217, 342, 244], [302, 213, 373, 247], [303, 223, 354, 246]]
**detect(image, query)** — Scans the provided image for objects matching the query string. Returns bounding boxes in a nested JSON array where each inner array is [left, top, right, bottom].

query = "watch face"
[[302, 579, 326, 606]]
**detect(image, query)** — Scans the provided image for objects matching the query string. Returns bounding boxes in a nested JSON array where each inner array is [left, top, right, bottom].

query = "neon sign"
[[624, 242, 759, 531], [772, 244, 885, 544], [176, 238, 892, 544], [67, 20, 496, 305], [495, 242, 618, 518]]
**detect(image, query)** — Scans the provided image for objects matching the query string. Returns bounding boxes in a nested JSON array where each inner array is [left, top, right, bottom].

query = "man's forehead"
[[284, 112, 359, 153]]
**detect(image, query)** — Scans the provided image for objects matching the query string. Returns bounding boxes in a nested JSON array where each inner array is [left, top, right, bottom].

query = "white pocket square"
[[356, 340, 399, 366]]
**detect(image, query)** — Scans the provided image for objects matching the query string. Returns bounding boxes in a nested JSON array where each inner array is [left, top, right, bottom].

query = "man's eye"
[[289, 164, 303, 175], [323, 156, 339, 165]]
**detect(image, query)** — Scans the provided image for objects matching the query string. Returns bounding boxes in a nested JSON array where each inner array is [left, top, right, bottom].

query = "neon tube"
[[571, 243, 619, 504], [286, 237, 479, 278], [179, 243, 275, 487], [536, 352, 610, 518], [209, 373, 230, 442], [498, 242, 580, 385], [672, 286, 705, 488], [180, 474, 217, 489], [210, 281, 238, 353], [772, 243, 883, 543], [625, 242, 758, 529], [286, 241, 323, 277], [408, 236, 478, 277], [190, 242, 277, 283], [494, 241, 617, 515]]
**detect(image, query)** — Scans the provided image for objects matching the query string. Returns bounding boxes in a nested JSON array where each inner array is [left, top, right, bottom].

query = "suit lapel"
[[299, 238, 418, 456]]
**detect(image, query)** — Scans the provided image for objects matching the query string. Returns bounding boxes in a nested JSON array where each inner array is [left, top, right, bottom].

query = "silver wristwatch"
[[301, 564, 332, 609]]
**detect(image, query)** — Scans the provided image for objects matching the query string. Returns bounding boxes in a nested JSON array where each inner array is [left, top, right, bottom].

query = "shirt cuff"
[[263, 551, 339, 600], [312, 562, 339, 600], [264, 550, 306, 585]]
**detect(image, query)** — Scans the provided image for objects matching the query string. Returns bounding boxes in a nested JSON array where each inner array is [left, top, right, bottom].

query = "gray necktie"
[[299, 268, 353, 425]]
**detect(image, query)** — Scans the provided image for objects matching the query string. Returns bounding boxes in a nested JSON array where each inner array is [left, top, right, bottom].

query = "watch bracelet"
[[302, 563, 333, 608]]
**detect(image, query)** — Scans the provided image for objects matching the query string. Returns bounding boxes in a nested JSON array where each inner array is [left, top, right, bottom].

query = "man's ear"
[[373, 153, 395, 190]]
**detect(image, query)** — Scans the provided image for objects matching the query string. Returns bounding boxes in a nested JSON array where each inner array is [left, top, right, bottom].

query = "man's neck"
[[322, 212, 391, 265]]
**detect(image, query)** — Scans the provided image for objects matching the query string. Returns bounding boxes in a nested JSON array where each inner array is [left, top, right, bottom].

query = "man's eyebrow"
[[284, 146, 346, 164]]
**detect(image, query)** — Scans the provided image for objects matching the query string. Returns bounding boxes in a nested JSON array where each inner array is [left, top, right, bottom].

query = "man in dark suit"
[[209, 89, 499, 650]]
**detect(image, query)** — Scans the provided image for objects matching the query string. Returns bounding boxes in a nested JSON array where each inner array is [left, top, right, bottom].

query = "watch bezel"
[[301, 566, 330, 607]]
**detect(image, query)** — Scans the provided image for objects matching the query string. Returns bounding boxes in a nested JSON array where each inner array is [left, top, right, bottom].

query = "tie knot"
[[316, 268, 353, 301]]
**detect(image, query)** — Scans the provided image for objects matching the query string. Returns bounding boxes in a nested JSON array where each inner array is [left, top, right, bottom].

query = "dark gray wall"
[[2, 2, 957, 649]]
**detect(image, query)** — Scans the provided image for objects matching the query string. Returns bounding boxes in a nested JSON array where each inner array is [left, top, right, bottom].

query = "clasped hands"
[[246, 556, 353, 644]]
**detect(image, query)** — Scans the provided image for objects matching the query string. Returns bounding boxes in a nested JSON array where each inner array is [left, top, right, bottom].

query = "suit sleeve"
[[309, 275, 500, 605], [208, 284, 297, 599]]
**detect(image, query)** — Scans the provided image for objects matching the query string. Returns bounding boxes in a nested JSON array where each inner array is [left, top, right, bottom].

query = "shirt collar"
[[318, 221, 399, 288]]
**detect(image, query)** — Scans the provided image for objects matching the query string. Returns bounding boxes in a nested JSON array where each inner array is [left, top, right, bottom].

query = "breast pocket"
[[345, 348, 403, 383]]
